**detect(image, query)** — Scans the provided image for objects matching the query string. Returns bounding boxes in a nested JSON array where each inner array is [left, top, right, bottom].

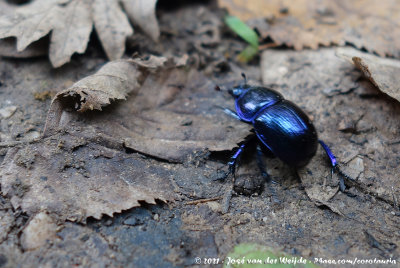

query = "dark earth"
[[0, 1, 400, 267]]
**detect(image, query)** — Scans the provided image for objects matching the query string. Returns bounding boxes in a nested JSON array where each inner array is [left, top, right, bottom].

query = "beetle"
[[217, 74, 344, 191]]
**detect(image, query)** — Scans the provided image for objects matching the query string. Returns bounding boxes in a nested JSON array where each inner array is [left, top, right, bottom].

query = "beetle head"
[[228, 72, 250, 98], [215, 73, 250, 99], [228, 86, 247, 98]]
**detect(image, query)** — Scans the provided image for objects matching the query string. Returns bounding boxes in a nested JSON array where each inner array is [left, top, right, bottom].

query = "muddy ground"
[[0, 2, 399, 267]]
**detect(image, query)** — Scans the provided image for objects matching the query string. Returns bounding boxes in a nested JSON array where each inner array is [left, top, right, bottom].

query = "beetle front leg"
[[221, 145, 246, 213], [222, 107, 243, 121], [228, 143, 246, 176], [228, 133, 258, 176], [222, 135, 255, 213]]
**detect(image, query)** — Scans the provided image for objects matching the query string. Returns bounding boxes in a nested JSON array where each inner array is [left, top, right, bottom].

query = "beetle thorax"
[[234, 86, 284, 122]]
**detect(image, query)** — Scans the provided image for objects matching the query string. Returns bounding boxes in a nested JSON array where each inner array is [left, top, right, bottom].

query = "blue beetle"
[[218, 74, 341, 189]]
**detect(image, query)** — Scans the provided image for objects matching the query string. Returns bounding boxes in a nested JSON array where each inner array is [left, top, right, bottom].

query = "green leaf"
[[237, 45, 259, 63], [224, 243, 320, 268], [225, 15, 259, 47]]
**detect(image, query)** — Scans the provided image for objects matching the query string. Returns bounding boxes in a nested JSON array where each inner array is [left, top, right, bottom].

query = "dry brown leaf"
[[43, 56, 168, 136], [121, 0, 160, 42], [0, 1, 48, 59], [118, 69, 251, 162], [48, 0, 93, 67], [219, 0, 400, 57], [92, 0, 133, 61], [336, 47, 400, 103], [0, 139, 176, 222], [0, 0, 159, 67]]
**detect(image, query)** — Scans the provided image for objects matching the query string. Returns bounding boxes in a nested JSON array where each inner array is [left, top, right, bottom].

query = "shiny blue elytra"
[[220, 74, 337, 181]]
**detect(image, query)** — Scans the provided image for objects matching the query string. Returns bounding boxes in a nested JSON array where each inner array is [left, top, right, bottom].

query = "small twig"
[[185, 197, 222, 205]]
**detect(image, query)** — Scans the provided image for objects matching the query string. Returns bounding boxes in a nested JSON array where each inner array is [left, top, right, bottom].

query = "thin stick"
[[185, 197, 222, 205]]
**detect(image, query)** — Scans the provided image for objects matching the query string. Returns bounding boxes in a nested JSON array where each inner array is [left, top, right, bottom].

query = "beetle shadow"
[[209, 139, 299, 201]]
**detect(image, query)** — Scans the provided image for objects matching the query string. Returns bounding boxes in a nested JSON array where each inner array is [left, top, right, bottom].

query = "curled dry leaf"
[[219, 0, 400, 57], [43, 56, 168, 136], [336, 47, 400, 103], [0, 0, 159, 67]]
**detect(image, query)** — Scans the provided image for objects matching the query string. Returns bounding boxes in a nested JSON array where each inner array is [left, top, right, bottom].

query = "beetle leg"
[[215, 105, 249, 122], [222, 143, 247, 214], [255, 144, 270, 181], [318, 140, 337, 168], [319, 140, 347, 192], [241, 72, 247, 85], [223, 108, 242, 121], [228, 144, 246, 175], [215, 105, 242, 121], [228, 134, 258, 176]]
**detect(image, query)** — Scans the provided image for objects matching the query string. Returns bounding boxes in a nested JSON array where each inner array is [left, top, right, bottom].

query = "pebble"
[[0, 106, 17, 119]]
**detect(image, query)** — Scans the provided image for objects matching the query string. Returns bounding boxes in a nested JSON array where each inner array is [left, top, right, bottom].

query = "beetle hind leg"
[[319, 140, 346, 192], [319, 140, 337, 168]]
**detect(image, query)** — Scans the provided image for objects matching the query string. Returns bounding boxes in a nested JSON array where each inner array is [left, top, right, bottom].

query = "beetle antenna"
[[241, 73, 247, 85], [215, 85, 229, 92]]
